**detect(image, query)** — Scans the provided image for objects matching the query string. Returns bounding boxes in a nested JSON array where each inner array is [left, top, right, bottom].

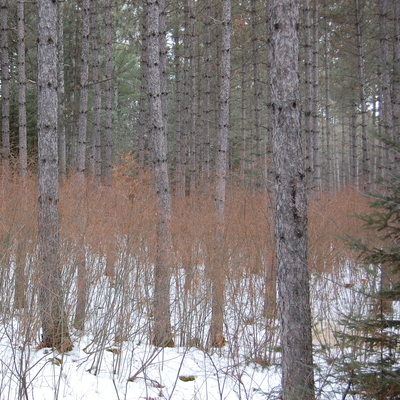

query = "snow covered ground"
[[0, 331, 281, 400]]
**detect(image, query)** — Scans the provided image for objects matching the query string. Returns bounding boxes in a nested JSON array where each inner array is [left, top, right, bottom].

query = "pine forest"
[[0, 0, 399, 399]]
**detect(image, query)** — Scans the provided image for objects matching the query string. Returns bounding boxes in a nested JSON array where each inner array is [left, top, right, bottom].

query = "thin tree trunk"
[[209, 0, 231, 348], [323, 3, 332, 192], [104, 0, 113, 185], [37, 0, 72, 352], [146, 0, 174, 348], [303, 0, 313, 186], [58, 1, 66, 176], [355, 0, 370, 190], [393, 0, 400, 148], [90, 0, 102, 184], [349, 104, 358, 186], [268, 0, 315, 398], [1, 0, 10, 176], [18, 0, 27, 180], [189, 0, 197, 196], [240, 51, 247, 183], [312, 0, 320, 192], [203, 0, 212, 190], [138, 5, 148, 183], [251, 0, 263, 192], [379, 0, 394, 171], [77, 0, 90, 179], [74, 0, 90, 331]]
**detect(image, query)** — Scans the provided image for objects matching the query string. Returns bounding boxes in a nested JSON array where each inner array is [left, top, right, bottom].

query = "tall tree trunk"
[[188, 0, 197, 196], [240, 50, 247, 183], [58, 1, 66, 175], [104, 0, 113, 185], [1, 0, 9, 176], [323, 3, 332, 192], [355, 0, 370, 190], [146, 0, 174, 348], [379, 0, 394, 171], [90, 0, 102, 184], [209, 0, 231, 348], [202, 0, 212, 190], [303, 0, 313, 187], [77, 0, 90, 179], [138, 5, 148, 183], [18, 0, 27, 180], [349, 103, 358, 186], [268, 0, 315, 398], [251, 0, 263, 192], [74, 0, 90, 331], [393, 0, 400, 147], [311, 0, 320, 192], [37, 0, 72, 352]]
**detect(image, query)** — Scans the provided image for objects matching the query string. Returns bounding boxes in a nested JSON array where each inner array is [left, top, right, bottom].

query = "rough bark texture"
[[18, 0, 27, 180], [209, 0, 231, 349], [104, 0, 113, 185], [77, 0, 90, 179], [268, 0, 315, 398], [355, 0, 370, 190], [58, 0, 66, 175], [311, 0, 320, 191], [1, 0, 9, 175], [379, 0, 394, 171], [146, 0, 173, 348], [90, 0, 102, 183], [251, 0, 263, 192], [37, 0, 72, 352]]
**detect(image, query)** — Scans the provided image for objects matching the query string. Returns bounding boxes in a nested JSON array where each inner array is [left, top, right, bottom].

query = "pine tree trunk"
[[90, 0, 102, 184], [146, 0, 173, 348], [323, 4, 332, 192], [209, 0, 231, 348], [349, 103, 358, 186], [58, 1, 66, 176], [37, 0, 72, 352], [77, 0, 90, 179], [188, 0, 197, 196], [303, 0, 313, 187], [104, 0, 113, 185], [311, 0, 320, 192], [379, 0, 394, 171], [355, 0, 370, 190], [393, 0, 400, 148], [138, 6, 148, 183], [1, 0, 9, 176], [203, 0, 212, 189], [17, 0, 27, 180], [268, 0, 315, 398], [251, 0, 263, 192]]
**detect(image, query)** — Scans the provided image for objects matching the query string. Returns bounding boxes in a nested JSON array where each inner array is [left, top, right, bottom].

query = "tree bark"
[[37, 0, 72, 352], [355, 0, 370, 190], [90, 0, 102, 184], [104, 0, 113, 185], [146, 0, 174, 348], [77, 0, 90, 180], [251, 0, 263, 192], [268, 0, 315, 398], [58, 0, 66, 176], [209, 0, 231, 348], [311, 0, 320, 192], [18, 0, 27, 180], [1, 0, 9, 176]]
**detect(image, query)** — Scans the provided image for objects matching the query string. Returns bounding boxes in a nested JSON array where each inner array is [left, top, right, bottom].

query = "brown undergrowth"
[[0, 174, 375, 352]]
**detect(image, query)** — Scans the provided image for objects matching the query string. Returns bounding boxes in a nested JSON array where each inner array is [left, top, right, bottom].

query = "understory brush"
[[0, 176, 377, 399]]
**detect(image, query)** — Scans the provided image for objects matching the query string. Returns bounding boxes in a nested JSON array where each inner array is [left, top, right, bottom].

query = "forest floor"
[[0, 178, 396, 399]]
